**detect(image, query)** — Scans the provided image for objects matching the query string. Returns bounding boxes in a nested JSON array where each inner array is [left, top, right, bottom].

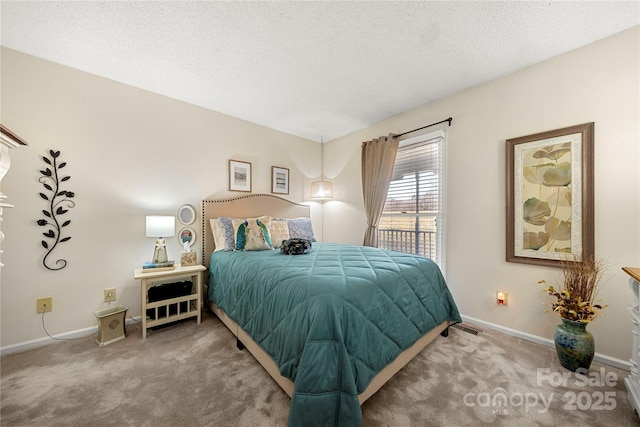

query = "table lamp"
[[146, 215, 175, 264]]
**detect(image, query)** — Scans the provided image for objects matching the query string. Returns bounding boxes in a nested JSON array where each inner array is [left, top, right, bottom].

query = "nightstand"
[[133, 264, 206, 339]]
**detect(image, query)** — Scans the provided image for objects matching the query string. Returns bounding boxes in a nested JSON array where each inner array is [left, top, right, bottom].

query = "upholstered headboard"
[[201, 194, 310, 269]]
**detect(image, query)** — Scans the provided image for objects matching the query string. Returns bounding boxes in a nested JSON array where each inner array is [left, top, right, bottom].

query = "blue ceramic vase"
[[554, 317, 595, 371]]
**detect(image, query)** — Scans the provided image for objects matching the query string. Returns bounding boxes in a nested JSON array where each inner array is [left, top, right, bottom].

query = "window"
[[378, 130, 446, 269]]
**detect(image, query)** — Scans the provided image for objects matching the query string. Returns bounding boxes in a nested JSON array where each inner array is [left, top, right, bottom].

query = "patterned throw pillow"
[[287, 217, 316, 242], [210, 217, 236, 251], [232, 216, 273, 251], [280, 238, 312, 255], [209, 218, 227, 252], [270, 219, 291, 247]]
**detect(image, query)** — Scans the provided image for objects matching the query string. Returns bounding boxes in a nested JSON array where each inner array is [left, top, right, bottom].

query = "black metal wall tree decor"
[[37, 149, 75, 270]]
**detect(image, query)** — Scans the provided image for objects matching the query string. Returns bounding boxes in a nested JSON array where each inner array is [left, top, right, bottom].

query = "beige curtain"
[[361, 134, 399, 246]]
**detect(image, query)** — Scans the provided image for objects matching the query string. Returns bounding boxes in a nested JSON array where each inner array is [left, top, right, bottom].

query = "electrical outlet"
[[104, 288, 116, 302], [37, 297, 53, 313]]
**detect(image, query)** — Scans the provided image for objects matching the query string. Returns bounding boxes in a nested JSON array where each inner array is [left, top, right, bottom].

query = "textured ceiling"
[[1, 1, 638, 142]]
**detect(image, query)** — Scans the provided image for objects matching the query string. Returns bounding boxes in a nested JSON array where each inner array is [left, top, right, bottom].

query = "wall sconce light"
[[310, 138, 333, 200], [146, 215, 175, 264], [497, 291, 508, 306], [310, 180, 334, 200]]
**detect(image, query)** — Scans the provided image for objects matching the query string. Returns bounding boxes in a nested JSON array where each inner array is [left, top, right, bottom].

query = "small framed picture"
[[271, 166, 290, 195], [229, 160, 252, 192], [177, 204, 196, 225], [177, 227, 196, 249]]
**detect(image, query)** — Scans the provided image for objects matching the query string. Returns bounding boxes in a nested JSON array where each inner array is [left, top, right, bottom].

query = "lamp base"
[[152, 238, 168, 264]]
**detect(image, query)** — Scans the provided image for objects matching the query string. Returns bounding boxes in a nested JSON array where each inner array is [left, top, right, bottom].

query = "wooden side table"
[[133, 264, 206, 339]]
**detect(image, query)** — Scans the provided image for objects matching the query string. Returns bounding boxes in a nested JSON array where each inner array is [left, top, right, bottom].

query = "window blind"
[[379, 131, 446, 269]]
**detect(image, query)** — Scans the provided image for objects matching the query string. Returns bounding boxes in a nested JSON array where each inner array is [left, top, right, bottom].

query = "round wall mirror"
[[177, 204, 196, 225], [177, 227, 197, 249]]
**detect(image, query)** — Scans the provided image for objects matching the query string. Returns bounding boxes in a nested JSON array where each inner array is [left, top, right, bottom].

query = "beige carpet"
[[1, 311, 638, 426]]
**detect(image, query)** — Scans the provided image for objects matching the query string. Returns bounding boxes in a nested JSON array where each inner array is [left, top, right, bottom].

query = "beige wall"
[[1, 26, 638, 362], [0, 47, 321, 349], [323, 26, 640, 361]]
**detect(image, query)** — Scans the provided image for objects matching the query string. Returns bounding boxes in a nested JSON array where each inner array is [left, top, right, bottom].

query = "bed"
[[201, 194, 461, 426]]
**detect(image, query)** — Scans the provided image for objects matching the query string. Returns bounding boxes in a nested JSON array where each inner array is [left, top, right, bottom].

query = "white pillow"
[[270, 219, 291, 247], [209, 218, 227, 252]]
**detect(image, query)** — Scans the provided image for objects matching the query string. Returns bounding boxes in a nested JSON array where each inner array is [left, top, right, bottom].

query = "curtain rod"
[[393, 117, 453, 139]]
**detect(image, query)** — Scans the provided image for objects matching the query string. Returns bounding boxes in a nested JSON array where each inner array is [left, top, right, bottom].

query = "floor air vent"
[[452, 323, 482, 335]]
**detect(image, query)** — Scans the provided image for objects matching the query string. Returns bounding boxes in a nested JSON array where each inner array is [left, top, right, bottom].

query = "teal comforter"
[[208, 243, 460, 426]]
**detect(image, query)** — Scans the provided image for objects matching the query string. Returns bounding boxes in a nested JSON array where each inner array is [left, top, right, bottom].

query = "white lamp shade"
[[146, 216, 175, 238], [310, 181, 334, 200]]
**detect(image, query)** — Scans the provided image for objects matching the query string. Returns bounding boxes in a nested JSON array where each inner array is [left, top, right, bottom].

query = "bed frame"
[[200, 193, 451, 404]]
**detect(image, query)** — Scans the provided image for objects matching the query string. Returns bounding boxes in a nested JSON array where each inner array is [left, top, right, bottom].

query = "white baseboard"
[[3, 314, 631, 372], [0, 316, 141, 356], [461, 315, 631, 372]]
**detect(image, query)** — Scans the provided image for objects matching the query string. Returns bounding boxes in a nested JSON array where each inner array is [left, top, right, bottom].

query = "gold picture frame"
[[506, 122, 594, 267]]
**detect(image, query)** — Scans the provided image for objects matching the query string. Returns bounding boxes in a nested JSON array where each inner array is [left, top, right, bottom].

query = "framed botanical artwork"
[[506, 122, 594, 267], [271, 166, 290, 195], [228, 160, 252, 192]]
